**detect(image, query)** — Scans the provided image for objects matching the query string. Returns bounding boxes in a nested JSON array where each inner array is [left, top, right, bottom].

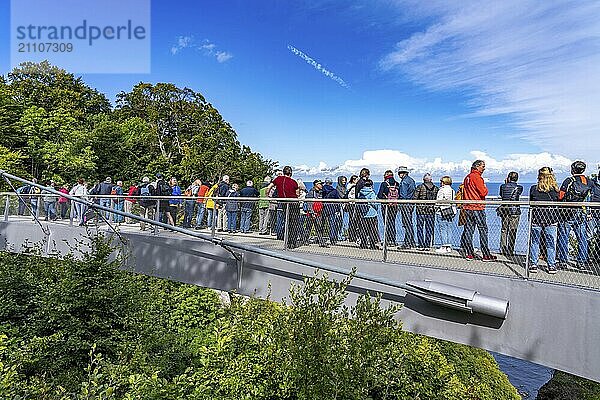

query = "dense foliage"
[[0, 61, 275, 189], [0, 241, 519, 399], [537, 371, 600, 400]]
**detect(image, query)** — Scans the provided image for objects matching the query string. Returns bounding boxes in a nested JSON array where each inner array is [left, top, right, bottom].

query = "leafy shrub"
[[0, 243, 519, 399]]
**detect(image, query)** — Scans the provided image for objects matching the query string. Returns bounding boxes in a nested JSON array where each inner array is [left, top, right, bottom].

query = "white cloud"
[[216, 51, 234, 63], [170, 35, 194, 55], [293, 149, 577, 181], [380, 1, 600, 159], [170, 37, 233, 63], [288, 44, 350, 88]]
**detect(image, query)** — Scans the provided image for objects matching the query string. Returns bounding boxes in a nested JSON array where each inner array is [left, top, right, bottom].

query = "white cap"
[[247, 180, 253, 186]]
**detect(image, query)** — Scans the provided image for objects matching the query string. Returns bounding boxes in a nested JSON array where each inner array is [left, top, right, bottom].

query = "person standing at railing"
[[239, 180, 259, 233], [97, 177, 114, 220], [591, 169, 600, 242], [29, 178, 41, 217], [258, 177, 271, 235], [182, 179, 200, 229], [529, 167, 560, 274], [498, 172, 523, 257], [359, 179, 381, 250], [42, 181, 58, 221], [414, 173, 439, 251], [462, 160, 496, 261], [336, 176, 348, 241], [323, 178, 342, 246], [557, 161, 591, 269], [204, 181, 219, 229], [16, 182, 31, 216], [346, 175, 359, 243], [168, 177, 182, 226], [266, 166, 300, 248], [194, 180, 210, 229], [216, 175, 230, 232], [397, 166, 416, 250], [296, 179, 308, 244], [153, 174, 172, 225], [304, 179, 328, 247], [69, 178, 88, 225], [124, 182, 138, 224], [377, 170, 400, 247], [435, 176, 456, 253], [58, 184, 70, 219], [225, 183, 240, 233], [136, 177, 154, 230], [111, 181, 125, 223]]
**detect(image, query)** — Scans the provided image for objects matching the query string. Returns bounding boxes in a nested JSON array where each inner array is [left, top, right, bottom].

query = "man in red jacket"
[[462, 160, 496, 261]]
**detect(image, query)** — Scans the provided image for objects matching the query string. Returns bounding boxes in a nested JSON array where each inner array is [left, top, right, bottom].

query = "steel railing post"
[[525, 205, 533, 279], [283, 202, 290, 250], [69, 197, 75, 226], [382, 203, 388, 262], [211, 206, 217, 238], [154, 198, 160, 234], [4, 195, 9, 221]]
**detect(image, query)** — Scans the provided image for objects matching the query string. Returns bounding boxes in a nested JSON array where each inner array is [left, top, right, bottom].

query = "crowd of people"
[[13, 160, 600, 272]]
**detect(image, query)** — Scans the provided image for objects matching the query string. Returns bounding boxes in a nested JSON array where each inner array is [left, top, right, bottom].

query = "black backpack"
[[565, 176, 590, 202], [157, 180, 172, 196]]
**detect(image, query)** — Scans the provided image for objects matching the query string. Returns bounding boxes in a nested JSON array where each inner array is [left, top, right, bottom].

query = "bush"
[[0, 243, 519, 399]]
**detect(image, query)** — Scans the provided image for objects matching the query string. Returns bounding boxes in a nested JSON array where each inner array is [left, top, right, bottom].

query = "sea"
[[303, 181, 554, 398]]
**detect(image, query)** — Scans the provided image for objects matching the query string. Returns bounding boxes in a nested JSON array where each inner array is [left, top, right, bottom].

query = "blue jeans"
[[113, 202, 124, 222], [400, 205, 415, 247], [206, 208, 215, 228], [327, 212, 342, 244], [276, 208, 284, 240], [99, 198, 112, 220], [43, 201, 56, 220], [226, 210, 237, 231], [530, 224, 557, 268], [195, 204, 206, 227], [416, 214, 435, 248], [240, 208, 252, 232], [437, 214, 452, 246], [183, 200, 195, 228], [463, 209, 491, 257], [557, 213, 588, 263]]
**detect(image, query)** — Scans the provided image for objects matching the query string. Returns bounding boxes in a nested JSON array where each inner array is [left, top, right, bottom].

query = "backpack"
[[140, 185, 150, 197], [21, 185, 31, 195], [386, 182, 399, 204], [565, 176, 590, 202], [158, 181, 172, 196]]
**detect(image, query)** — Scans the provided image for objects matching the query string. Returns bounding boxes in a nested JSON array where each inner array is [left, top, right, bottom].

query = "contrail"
[[287, 45, 350, 89]]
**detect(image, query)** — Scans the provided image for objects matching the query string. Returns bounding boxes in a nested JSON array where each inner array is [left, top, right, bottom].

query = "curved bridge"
[[1, 174, 599, 382]]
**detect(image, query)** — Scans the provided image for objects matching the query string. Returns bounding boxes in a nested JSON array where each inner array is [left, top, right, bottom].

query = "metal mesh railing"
[[3, 192, 600, 290]]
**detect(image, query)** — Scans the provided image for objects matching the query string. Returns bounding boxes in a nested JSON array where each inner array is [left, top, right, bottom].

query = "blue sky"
[[1, 0, 599, 181]]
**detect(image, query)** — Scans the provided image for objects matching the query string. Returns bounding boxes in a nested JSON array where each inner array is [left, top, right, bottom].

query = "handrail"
[[1, 191, 598, 208]]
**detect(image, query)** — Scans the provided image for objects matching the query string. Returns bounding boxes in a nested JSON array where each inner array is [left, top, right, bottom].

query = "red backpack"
[[386, 182, 399, 204]]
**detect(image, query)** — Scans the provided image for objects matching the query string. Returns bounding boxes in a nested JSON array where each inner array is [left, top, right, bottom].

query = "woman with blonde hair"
[[435, 176, 456, 253], [529, 167, 560, 274]]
